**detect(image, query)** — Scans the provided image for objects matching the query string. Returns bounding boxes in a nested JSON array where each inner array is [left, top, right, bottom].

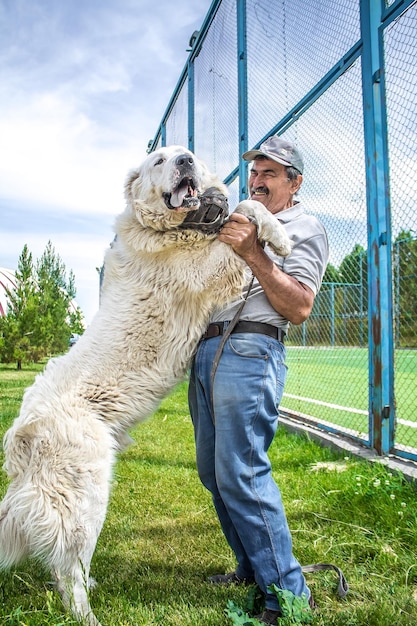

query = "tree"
[[0, 242, 85, 367], [0, 245, 41, 367], [322, 262, 341, 285], [34, 241, 76, 355], [393, 230, 417, 346], [68, 307, 86, 336], [339, 243, 367, 286]]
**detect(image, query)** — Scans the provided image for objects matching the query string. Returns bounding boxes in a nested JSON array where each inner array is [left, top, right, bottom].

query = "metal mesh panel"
[[292, 59, 367, 267], [193, 0, 238, 178], [247, 0, 360, 147], [282, 345, 369, 444], [385, 5, 417, 238], [226, 177, 240, 215], [384, 5, 417, 453], [165, 82, 189, 147], [276, 59, 369, 442]]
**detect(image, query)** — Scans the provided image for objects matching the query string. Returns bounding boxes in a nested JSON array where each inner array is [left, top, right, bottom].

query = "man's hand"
[[218, 213, 261, 259], [219, 212, 315, 325]]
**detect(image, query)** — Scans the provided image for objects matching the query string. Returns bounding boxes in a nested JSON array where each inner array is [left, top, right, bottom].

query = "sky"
[[0, 0, 212, 324]]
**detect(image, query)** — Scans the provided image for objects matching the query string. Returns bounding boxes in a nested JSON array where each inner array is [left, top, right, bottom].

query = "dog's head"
[[124, 145, 227, 231]]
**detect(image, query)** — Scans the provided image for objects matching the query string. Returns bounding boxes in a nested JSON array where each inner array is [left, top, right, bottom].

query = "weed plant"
[[0, 363, 416, 625]]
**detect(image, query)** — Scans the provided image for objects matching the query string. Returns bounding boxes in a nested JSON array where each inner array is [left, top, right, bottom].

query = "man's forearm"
[[243, 244, 315, 325]]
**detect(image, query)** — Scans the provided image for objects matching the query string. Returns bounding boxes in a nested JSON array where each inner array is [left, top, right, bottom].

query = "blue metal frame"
[[148, 0, 416, 460], [360, 0, 395, 455]]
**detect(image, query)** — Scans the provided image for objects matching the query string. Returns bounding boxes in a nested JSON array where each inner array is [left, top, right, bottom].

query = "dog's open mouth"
[[163, 177, 200, 210]]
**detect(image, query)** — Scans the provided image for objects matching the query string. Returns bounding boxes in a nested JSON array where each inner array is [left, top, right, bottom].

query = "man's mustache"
[[251, 186, 269, 195]]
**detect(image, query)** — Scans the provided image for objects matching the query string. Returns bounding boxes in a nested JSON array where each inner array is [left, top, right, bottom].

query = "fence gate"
[[149, 0, 417, 463]]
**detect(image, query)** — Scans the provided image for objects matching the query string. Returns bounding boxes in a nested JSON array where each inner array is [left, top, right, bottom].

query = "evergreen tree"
[[0, 245, 41, 368], [34, 241, 75, 355], [0, 242, 85, 367], [68, 306, 86, 336]]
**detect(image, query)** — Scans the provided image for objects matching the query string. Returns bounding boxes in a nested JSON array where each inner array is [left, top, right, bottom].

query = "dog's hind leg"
[[54, 568, 101, 626], [49, 475, 111, 626], [52, 528, 103, 626]]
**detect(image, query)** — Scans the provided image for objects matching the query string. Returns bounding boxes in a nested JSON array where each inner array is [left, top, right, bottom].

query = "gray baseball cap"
[[243, 136, 304, 174]]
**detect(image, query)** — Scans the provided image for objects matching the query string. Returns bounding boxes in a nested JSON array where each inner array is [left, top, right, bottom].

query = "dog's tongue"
[[170, 183, 189, 208]]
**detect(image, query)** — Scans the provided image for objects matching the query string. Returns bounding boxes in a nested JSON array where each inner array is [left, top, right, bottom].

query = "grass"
[[1, 363, 417, 624], [284, 346, 417, 448]]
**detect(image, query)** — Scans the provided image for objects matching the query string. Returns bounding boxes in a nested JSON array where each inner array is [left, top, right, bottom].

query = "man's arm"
[[218, 213, 315, 325]]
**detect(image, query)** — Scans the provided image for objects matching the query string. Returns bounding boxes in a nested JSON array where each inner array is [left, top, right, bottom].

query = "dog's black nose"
[[175, 154, 194, 168]]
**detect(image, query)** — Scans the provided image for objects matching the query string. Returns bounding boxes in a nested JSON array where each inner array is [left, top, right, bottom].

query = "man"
[[188, 135, 329, 625]]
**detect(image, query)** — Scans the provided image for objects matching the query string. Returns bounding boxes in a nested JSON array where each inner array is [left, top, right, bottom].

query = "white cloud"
[[0, 93, 140, 215], [0, 0, 211, 323]]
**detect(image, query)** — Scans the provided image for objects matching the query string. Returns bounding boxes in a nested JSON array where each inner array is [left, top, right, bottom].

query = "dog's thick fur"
[[0, 146, 291, 624]]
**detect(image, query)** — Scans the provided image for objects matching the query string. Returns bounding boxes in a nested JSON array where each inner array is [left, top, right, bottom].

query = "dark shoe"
[[255, 609, 281, 625], [208, 571, 255, 585]]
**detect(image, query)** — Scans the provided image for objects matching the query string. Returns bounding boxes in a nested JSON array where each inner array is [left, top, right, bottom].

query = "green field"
[[283, 347, 417, 451]]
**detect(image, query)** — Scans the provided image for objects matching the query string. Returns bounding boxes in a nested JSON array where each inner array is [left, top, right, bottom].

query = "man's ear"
[[291, 174, 303, 194]]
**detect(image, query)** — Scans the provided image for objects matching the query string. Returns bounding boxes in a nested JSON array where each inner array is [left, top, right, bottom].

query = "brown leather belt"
[[201, 320, 286, 342]]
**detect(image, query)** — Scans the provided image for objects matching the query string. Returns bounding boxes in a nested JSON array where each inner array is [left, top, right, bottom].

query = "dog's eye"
[[154, 158, 164, 166]]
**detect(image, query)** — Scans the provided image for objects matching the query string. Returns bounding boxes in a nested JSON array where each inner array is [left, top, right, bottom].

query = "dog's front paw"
[[267, 229, 292, 257], [233, 200, 292, 257]]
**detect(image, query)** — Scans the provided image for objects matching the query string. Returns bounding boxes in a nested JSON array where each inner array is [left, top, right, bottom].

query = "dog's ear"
[[124, 168, 142, 206]]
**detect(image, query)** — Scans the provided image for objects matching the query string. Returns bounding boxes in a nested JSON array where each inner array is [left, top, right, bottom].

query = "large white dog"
[[0, 146, 291, 625]]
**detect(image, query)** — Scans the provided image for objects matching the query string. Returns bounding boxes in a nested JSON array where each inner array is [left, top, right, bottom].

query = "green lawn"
[[1, 364, 417, 625], [284, 347, 417, 449]]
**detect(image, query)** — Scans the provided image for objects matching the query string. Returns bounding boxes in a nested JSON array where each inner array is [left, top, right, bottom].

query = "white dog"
[[0, 146, 291, 625]]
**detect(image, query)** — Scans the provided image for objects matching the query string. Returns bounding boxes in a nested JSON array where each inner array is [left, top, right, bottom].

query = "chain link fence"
[[150, 0, 417, 462]]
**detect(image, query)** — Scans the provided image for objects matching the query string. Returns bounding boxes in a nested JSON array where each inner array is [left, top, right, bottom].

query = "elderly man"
[[188, 135, 328, 624]]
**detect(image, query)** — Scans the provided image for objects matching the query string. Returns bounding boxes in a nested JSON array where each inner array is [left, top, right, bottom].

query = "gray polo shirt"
[[211, 202, 329, 332]]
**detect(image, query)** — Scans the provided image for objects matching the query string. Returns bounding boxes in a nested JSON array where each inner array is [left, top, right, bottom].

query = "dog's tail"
[[0, 490, 30, 569]]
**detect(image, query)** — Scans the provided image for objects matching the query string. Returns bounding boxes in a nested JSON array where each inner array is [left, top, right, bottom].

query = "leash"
[[209, 275, 255, 418], [302, 562, 349, 598]]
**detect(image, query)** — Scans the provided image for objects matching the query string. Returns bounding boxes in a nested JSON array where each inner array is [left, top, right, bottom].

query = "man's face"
[[248, 157, 302, 214]]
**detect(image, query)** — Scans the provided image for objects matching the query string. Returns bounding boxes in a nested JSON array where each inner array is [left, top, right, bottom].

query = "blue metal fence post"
[[360, 0, 395, 455], [237, 0, 248, 200]]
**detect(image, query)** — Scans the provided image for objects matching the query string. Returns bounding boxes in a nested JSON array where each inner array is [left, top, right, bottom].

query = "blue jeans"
[[188, 331, 310, 611]]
